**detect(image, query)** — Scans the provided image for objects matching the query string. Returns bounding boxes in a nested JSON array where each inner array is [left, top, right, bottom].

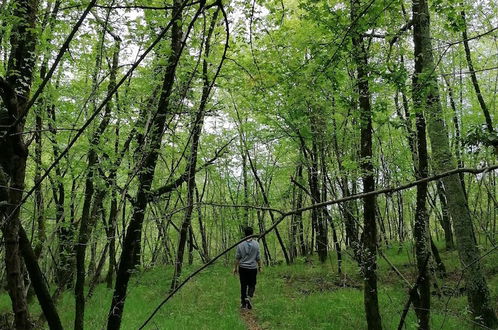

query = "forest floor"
[[0, 241, 497, 329]]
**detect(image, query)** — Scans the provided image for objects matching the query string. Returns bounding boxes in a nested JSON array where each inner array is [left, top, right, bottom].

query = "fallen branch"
[[282, 165, 498, 218]]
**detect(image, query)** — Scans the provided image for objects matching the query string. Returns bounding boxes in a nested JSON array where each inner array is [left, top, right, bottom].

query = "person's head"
[[244, 226, 254, 237]]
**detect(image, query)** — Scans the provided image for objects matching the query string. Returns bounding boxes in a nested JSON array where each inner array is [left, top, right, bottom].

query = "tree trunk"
[[436, 181, 454, 250], [106, 188, 118, 288], [412, 0, 498, 326], [246, 150, 291, 264], [46, 100, 75, 288], [442, 76, 467, 195], [430, 237, 446, 278], [461, 9, 496, 143], [412, 70, 431, 328], [308, 120, 328, 263], [33, 111, 46, 259], [321, 158, 342, 274], [295, 162, 306, 256], [351, 0, 382, 328], [256, 210, 272, 265], [0, 0, 40, 327], [195, 183, 210, 262], [171, 8, 219, 289], [331, 109, 358, 252], [18, 226, 63, 329], [75, 36, 120, 330], [107, 2, 187, 327]]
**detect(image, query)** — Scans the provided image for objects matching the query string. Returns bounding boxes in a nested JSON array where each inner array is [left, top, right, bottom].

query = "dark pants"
[[239, 267, 257, 303]]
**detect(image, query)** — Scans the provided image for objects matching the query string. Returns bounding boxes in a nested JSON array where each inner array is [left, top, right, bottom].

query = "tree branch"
[[150, 137, 234, 199], [10, 0, 98, 130], [388, 20, 413, 47], [3, 0, 203, 224]]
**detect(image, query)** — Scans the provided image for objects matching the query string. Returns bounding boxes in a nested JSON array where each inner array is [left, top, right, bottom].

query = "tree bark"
[[412, 67, 431, 328], [171, 8, 220, 289], [435, 181, 454, 250], [0, 0, 40, 327], [195, 183, 210, 262], [331, 108, 358, 251], [351, 0, 382, 328], [107, 1, 186, 327], [309, 118, 328, 263], [461, 10, 495, 139], [19, 227, 63, 329], [75, 36, 120, 330], [246, 150, 291, 265], [412, 0, 498, 327], [321, 156, 342, 274]]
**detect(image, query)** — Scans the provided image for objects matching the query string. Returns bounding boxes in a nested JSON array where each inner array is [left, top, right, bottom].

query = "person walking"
[[233, 227, 262, 309]]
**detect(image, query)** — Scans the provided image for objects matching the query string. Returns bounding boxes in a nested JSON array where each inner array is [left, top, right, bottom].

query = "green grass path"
[[0, 243, 496, 329]]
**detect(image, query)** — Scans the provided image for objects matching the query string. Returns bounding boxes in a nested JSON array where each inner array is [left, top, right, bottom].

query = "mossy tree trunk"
[[412, 0, 498, 327]]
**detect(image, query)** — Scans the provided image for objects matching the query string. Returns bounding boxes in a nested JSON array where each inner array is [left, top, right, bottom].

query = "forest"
[[0, 0, 497, 328]]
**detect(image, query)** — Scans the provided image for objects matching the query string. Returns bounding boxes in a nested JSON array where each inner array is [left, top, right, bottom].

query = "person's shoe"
[[240, 302, 247, 309], [245, 297, 252, 309]]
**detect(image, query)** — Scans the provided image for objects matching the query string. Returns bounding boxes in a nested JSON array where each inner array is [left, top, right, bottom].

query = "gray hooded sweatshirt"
[[235, 239, 260, 269]]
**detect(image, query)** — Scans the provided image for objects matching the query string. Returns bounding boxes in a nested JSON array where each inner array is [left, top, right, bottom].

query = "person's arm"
[[256, 244, 262, 272], [233, 259, 240, 275], [234, 245, 241, 274]]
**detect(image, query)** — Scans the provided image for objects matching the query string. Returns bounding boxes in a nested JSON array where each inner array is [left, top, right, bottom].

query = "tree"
[[412, 0, 498, 326], [351, 0, 382, 328]]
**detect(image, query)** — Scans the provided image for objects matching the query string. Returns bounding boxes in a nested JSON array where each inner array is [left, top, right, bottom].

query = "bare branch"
[[150, 137, 235, 199]]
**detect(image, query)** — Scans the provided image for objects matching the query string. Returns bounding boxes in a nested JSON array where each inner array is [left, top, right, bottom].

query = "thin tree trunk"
[[195, 183, 210, 262], [242, 140, 250, 227], [308, 120, 328, 263], [33, 109, 46, 259], [443, 75, 467, 194], [435, 181, 454, 250], [331, 109, 358, 252], [295, 162, 306, 256], [351, 0, 382, 327], [321, 159, 342, 274], [188, 226, 194, 265], [18, 228, 62, 329], [412, 74, 431, 328], [430, 237, 446, 278], [75, 35, 120, 330], [46, 97, 74, 287], [32, 0, 61, 262], [461, 9, 496, 143], [106, 188, 118, 288], [107, 2, 188, 327], [256, 210, 272, 265], [246, 151, 291, 265], [293, 167, 342, 273], [171, 8, 219, 289]]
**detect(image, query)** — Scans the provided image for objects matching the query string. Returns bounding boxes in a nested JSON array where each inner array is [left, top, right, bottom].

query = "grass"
[[0, 241, 496, 329]]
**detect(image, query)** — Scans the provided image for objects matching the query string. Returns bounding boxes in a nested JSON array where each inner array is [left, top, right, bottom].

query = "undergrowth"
[[0, 240, 496, 329]]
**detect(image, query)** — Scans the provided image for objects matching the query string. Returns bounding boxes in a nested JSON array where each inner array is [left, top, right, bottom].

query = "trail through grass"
[[0, 242, 496, 329]]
